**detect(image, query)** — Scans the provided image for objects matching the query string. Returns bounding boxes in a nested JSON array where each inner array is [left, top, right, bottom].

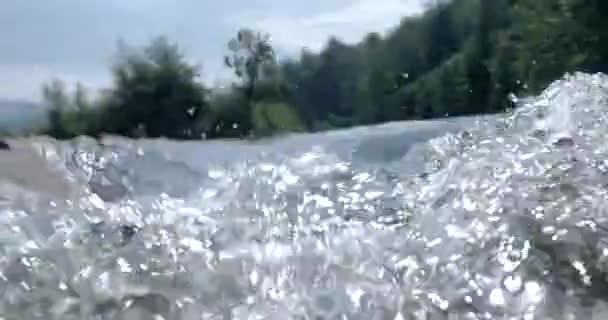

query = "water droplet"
[[489, 288, 506, 306], [502, 274, 523, 294]]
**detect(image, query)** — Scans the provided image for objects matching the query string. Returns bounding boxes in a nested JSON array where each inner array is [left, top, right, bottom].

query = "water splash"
[[1, 73, 608, 319]]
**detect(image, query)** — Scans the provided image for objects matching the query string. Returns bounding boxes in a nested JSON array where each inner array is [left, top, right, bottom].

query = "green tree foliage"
[[42, 0, 608, 140], [510, 0, 602, 92], [42, 37, 210, 139], [273, 0, 493, 127], [104, 37, 209, 138], [224, 28, 276, 100], [42, 80, 98, 138], [268, 0, 606, 125], [207, 28, 277, 138], [42, 79, 70, 139], [252, 102, 305, 136], [204, 89, 251, 139]]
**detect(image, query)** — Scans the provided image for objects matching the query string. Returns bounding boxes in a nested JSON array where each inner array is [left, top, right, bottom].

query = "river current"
[[1, 73, 608, 319]]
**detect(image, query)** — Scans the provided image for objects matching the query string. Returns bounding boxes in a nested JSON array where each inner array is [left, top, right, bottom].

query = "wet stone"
[[0, 139, 10, 150]]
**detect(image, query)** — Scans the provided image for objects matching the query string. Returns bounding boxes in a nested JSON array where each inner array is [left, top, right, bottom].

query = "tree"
[[224, 28, 276, 101], [510, 0, 598, 92], [41, 0, 608, 140], [104, 36, 209, 139], [219, 28, 276, 137], [42, 79, 71, 138]]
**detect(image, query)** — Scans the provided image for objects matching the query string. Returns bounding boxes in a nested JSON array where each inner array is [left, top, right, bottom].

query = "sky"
[[0, 0, 425, 101]]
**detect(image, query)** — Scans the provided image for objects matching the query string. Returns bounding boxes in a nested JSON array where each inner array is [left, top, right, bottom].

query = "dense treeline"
[[41, 0, 608, 140]]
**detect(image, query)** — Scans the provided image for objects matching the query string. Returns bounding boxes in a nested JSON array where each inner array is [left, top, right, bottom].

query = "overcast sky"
[[0, 0, 425, 101]]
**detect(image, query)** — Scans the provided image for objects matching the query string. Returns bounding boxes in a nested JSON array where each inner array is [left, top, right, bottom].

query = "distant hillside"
[[0, 99, 47, 133]]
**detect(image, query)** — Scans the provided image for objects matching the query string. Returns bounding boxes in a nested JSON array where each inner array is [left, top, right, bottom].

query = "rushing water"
[[2, 73, 608, 319]]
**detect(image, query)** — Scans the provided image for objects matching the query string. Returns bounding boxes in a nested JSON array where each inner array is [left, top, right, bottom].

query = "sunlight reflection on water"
[[1, 73, 608, 319]]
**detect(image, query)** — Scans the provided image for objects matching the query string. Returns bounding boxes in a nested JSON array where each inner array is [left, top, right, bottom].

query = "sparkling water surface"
[[1, 73, 608, 319]]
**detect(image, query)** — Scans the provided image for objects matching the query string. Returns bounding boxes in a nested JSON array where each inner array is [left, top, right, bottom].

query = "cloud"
[[240, 0, 425, 53], [0, 0, 424, 100], [0, 0, 230, 100]]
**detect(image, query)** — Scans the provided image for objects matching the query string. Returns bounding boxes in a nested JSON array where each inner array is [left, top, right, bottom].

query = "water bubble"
[[489, 288, 506, 306], [502, 274, 523, 294]]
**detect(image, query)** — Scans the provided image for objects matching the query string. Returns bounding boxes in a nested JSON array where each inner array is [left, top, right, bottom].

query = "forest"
[[40, 0, 608, 140]]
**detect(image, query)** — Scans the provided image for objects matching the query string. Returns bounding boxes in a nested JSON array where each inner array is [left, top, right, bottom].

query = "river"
[[1, 73, 608, 319]]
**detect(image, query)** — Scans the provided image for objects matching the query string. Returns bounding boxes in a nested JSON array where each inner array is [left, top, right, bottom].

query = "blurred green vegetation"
[[38, 0, 608, 140], [252, 102, 306, 136]]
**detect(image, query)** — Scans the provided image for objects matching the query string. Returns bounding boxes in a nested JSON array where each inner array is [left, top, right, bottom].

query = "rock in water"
[[0, 139, 10, 150]]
